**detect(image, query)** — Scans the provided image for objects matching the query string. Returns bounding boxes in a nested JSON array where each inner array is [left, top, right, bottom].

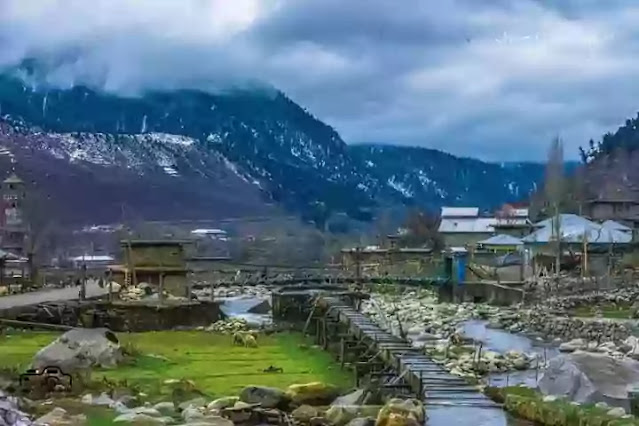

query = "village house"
[[585, 198, 639, 229], [341, 230, 433, 277], [437, 207, 497, 248], [476, 234, 524, 252], [70, 254, 115, 269], [493, 205, 533, 237], [522, 214, 632, 276], [190, 228, 228, 241], [1, 173, 28, 257], [107, 240, 190, 298], [340, 246, 433, 276]]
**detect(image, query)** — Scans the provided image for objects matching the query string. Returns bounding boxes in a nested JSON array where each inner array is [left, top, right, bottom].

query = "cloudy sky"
[[2, 0, 639, 161]]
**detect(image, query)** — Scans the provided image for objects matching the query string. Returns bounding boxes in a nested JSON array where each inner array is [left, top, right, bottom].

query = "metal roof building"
[[478, 234, 523, 246], [440, 207, 479, 218], [523, 214, 632, 245]]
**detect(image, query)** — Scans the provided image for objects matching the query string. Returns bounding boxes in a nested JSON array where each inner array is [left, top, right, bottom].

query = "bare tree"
[[400, 209, 444, 251], [374, 209, 395, 245], [23, 192, 61, 286], [572, 165, 587, 216], [545, 137, 565, 278]]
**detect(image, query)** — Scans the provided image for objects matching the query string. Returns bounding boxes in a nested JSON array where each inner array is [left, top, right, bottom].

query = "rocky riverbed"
[[361, 291, 537, 379], [362, 288, 639, 381]]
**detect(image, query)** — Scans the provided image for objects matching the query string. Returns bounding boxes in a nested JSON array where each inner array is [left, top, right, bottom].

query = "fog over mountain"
[[3, 0, 639, 160]]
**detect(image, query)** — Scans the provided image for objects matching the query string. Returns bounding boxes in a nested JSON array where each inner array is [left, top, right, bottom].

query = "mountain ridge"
[[0, 71, 545, 226]]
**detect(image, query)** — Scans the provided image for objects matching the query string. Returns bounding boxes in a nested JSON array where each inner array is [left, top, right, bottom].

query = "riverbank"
[[486, 386, 639, 426]]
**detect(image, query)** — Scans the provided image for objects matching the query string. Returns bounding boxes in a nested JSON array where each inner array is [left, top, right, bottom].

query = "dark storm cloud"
[[2, 0, 639, 160]]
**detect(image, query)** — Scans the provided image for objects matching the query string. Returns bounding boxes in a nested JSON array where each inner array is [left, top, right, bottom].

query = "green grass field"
[[0, 330, 353, 400], [572, 304, 633, 319]]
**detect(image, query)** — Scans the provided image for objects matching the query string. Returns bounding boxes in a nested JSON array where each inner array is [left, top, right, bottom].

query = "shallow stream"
[[462, 319, 560, 388], [217, 295, 273, 326]]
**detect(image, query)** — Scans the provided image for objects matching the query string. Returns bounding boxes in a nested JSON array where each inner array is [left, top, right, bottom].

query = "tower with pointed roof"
[[1, 173, 27, 256]]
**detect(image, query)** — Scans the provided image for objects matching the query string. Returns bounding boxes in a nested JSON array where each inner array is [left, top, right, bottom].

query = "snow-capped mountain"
[[349, 144, 544, 209], [0, 71, 544, 226]]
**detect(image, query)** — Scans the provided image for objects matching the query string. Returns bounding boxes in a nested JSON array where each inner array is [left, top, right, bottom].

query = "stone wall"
[[439, 282, 524, 306], [544, 288, 639, 312], [519, 311, 631, 342], [2, 300, 221, 332], [80, 301, 221, 332]]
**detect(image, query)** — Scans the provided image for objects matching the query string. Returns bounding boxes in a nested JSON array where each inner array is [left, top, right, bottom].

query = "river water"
[[217, 295, 273, 326], [462, 319, 560, 388], [427, 319, 548, 426], [428, 406, 531, 426]]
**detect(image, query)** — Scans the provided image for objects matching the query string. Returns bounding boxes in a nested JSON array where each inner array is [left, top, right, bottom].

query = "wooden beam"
[[0, 318, 72, 331], [302, 298, 319, 335]]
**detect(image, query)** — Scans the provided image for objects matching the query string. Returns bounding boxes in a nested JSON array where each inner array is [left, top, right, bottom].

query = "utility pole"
[[355, 246, 362, 289], [126, 238, 137, 287], [80, 262, 87, 301]]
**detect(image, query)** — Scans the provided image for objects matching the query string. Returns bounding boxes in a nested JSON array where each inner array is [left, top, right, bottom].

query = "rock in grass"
[[153, 402, 176, 416], [179, 397, 207, 411], [286, 382, 339, 405], [33, 328, 123, 373], [239, 385, 289, 408], [375, 398, 425, 426], [182, 406, 205, 422], [332, 389, 366, 406], [292, 405, 319, 422], [206, 397, 238, 411], [325, 406, 382, 426], [606, 407, 626, 417]]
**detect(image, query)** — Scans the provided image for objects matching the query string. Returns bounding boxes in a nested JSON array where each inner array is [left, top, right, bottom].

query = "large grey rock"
[[182, 407, 204, 422], [239, 386, 288, 408], [178, 398, 207, 411], [247, 299, 271, 314], [206, 397, 238, 411], [539, 352, 639, 411], [331, 390, 365, 406], [153, 402, 175, 416], [559, 338, 585, 353], [33, 328, 122, 373]]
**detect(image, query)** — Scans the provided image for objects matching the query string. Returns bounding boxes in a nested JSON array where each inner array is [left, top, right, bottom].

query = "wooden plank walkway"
[[319, 296, 502, 410]]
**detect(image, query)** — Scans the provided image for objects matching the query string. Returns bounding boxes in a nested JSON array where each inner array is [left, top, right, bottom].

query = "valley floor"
[[0, 330, 353, 399]]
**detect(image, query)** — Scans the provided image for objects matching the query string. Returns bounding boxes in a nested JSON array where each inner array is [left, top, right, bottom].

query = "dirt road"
[[0, 282, 109, 310]]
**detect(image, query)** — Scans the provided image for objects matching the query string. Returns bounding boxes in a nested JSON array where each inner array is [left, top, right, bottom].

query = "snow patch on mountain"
[[387, 176, 414, 198], [416, 169, 448, 199]]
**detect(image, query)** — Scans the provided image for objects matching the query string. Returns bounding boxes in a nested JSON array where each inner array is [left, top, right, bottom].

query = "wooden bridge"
[[193, 275, 448, 288], [309, 296, 506, 425]]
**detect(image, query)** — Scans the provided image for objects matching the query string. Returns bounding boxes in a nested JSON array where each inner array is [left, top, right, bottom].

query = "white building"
[[438, 207, 497, 247], [70, 255, 115, 269], [190, 228, 228, 241]]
